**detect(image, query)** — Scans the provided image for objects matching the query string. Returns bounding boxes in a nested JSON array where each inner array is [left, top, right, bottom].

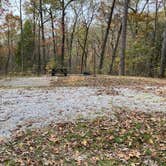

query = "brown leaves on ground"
[[0, 109, 165, 165], [51, 75, 166, 97], [51, 75, 166, 87]]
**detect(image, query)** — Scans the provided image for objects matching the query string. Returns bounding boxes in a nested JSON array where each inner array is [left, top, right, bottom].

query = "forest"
[[0, 0, 166, 77], [0, 0, 166, 165]]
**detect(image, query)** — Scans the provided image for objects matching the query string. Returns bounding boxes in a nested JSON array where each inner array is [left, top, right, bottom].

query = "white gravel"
[[0, 87, 113, 138], [0, 76, 55, 87], [0, 77, 165, 139]]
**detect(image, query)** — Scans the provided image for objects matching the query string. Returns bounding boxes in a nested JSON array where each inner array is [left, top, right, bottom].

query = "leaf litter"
[[0, 76, 165, 165], [0, 109, 165, 165]]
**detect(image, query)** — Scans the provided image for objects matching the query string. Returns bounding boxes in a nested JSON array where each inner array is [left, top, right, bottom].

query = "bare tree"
[[80, 1, 96, 73], [119, 0, 130, 76], [49, 8, 56, 61], [39, 0, 46, 72], [38, 20, 41, 75], [20, 0, 24, 72], [148, 0, 159, 77], [160, 29, 166, 77], [60, 0, 75, 68], [68, 4, 80, 72], [159, 0, 166, 77], [5, 17, 11, 75], [99, 0, 116, 73], [109, 22, 122, 74], [32, 0, 37, 66]]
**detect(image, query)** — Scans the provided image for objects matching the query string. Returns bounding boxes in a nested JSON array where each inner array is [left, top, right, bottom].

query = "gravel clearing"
[[0, 77, 166, 139], [0, 76, 55, 88]]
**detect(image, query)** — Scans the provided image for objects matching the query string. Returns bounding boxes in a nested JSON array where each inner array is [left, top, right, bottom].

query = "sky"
[[9, 0, 24, 16], [0, 0, 24, 17], [0, 0, 162, 20]]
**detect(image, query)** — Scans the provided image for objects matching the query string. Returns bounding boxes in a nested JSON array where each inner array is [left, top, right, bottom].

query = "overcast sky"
[[1, 0, 160, 19]]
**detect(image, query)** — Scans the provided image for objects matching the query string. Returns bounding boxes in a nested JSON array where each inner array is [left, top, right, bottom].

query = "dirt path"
[[0, 76, 165, 140]]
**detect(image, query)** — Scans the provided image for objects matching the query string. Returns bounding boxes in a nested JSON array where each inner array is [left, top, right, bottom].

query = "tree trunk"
[[99, 0, 116, 72], [20, 0, 24, 73], [80, 27, 89, 73], [38, 22, 41, 75], [39, 0, 46, 72], [148, 0, 158, 77], [92, 44, 96, 77], [50, 8, 56, 61], [61, 0, 65, 68], [69, 12, 78, 72], [160, 30, 166, 77], [5, 23, 11, 75], [109, 23, 122, 74], [119, 0, 129, 76], [32, 0, 36, 65]]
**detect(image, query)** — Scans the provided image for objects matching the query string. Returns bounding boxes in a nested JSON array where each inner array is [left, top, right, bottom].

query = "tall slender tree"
[[109, 23, 122, 74], [20, 0, 24, 72], [99, 0, 116, 73], [68, 5, 80, 72], [38, 20, 41, 75], [119, 0, 130, 76], [5, 15, 11, 75], [160, 30, 166, 77], [60, 0, 75, 68], [39, 0, 46, 72], [49, 8, 56, 61]]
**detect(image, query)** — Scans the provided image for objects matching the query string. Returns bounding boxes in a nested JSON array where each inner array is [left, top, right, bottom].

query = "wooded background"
[[0, 0, 166, 77]]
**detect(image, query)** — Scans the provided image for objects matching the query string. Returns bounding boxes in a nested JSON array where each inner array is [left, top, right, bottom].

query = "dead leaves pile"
[[51, 76, 166, 98], [0, 109, 165, 165], [51, 75, 166, 88]]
